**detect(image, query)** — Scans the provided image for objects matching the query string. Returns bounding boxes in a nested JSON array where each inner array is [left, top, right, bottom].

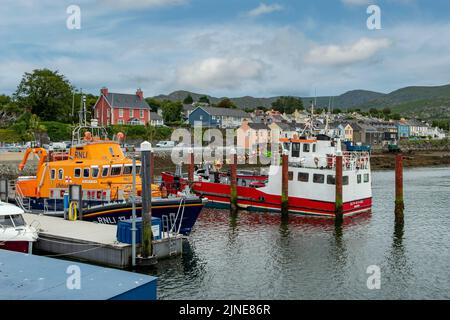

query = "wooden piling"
[[188, 148, 194, 183], [335, 154, 344, 223], [230, 149, 238, 214], [395, 153, 404, 220], [281, 150, 289, 216], [150, 150, 154, 184], [140, 141, 153, 259]]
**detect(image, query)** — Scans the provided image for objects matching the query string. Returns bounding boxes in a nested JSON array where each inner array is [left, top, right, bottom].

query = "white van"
[[156, 141, 175, 148]]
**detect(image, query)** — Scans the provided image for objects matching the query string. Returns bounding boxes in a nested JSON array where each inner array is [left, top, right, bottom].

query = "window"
[[291, 143, 300, 158], [199, 115, 203, 121], [357, 174, 362, 184], [312, 144, 316, 153], [107, 108, 110, 117], [111, 166, 122, 176], [129, 109, 133, 117], [313, 174, 325, 184], [92, 167, 99, 178], [288, 171, 293, 181], [298, 172, 309, 182], [0, 215, 14, 227], [123, 165, 132, 175], [140, 110, 144, 118], [58, 169, 64, 180], [96, 109, 99, 118], [50, 169, 56, 180], [135, 165, 141, 175], [343, 176, 349, 185], [74, 168, 81, 178], [119, 108, 124, 117], [364, 173, 370, 183], [10, 214, 25, 227], [102, 166, 110, 177], [118, 119, 124, 125], [327, 175, 335, 185], [303, 143, 310, 152], [83, 168, 90, 178]]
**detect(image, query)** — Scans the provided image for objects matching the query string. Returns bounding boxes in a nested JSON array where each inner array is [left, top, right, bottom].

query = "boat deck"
[[23, 213, 183, 268]]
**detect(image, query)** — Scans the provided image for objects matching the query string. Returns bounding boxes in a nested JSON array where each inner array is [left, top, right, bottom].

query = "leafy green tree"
[[161, 100, 183, 123], [369, 108, 378, 115], [145, 98, 162, 112], [183, 94, 194, 104], [332, 108, 342, 114], [14, 69, 73, 122], [198, 95, 210, 104], [271, 96, 303, 114], [391, 113, 401, 120], [216, 98, 236, 109], [0, 94, 11, 106], [382, 107, 391, 115]]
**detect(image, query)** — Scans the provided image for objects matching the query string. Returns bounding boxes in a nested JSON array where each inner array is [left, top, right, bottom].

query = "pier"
[[23, 213, 183, 269], [0, 250, 157, 300]]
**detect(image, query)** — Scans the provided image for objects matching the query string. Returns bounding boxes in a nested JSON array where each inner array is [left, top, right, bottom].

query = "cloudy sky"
[[1, 0, 450, 97]]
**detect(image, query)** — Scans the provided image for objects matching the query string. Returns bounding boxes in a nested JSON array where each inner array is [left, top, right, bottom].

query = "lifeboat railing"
[[15, 184, 31, 213]]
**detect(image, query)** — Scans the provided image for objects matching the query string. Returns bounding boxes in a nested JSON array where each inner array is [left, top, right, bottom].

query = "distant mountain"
[[152, 84, 450, 120]]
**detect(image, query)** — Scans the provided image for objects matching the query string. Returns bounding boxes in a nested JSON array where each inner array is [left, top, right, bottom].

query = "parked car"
[[156, 141, 175, 148]]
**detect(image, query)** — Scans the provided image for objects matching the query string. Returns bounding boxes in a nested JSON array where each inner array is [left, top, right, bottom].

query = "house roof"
[[104, 93, 150, 110], [150, 112, 163, 121], [248, 123, 270, 130], [197, 106, 250, 118]]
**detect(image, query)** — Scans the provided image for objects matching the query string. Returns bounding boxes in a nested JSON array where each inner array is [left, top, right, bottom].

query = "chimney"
[[100, 87, 108, 96], [136, 88, 143, 101]]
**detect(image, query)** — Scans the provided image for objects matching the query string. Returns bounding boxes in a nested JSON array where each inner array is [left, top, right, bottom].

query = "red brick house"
[[93, 87, 151, 126]]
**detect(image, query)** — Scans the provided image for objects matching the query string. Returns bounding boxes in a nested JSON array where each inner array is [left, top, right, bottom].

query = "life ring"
[[68, 201, 78, 221]]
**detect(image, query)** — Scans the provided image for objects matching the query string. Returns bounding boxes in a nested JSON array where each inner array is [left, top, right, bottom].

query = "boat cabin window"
[[111, 166, 122, 176], [303, 143, 310, 153], [313, 174, 325, 184], [50, 169, 56, 180], [123, 165, 132, 175], [83, 168, 90, 178], [135, 165, 141, 175], [288, 171, 293, 181], [327, 175, 335, 185], [102, 166, 110, 177], [0, 215, 14, 227], [312, 144, 316, 153], [364, 173, 370, 183], [291, 143, 300, 158], [58, 169, 64, 180], [74, 168, 81, 178], [357, 174, 362, 184], [343, 176, 349, 185], [11, 214, 25, 227], [298, 172, 309, 182], [92, 167, 99, 178]]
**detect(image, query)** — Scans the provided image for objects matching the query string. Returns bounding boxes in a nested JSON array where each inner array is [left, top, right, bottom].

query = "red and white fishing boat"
[[0, 201, 37, 253], [162, 134, 372, 217]]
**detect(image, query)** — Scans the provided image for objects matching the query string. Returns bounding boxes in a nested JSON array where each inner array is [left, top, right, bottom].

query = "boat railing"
[[15, 184, 31, 213], [287, 151, 371, 171]]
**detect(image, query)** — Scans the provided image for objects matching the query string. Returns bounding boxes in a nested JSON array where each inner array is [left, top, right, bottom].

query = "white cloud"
[[100, 0, 188, 9], [176, 57, 266, 90], [247, 3, 283, 17], [305, 37, 392, 66]]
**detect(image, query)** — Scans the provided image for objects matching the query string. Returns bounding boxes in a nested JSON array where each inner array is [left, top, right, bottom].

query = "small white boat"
[[0, 201, 37, 253]]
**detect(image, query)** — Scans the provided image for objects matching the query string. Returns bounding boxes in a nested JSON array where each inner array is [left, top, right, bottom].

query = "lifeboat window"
[[123, 165, 132, 175], [364, 174, 370, 183], [303, 143, 310, 153], [327, 175, 335, 185], [298, 172, 309, 182], [92, 167, 99, 178], [343, 176, 349, 185], [102, 166, 110, 177], [135, 165, 141, 175], [74, 168, 81, 178], [313, 174, 325, 184], [83, 168, 90, 178], [111, 166, 122, 176], [291, 143, 300, 157], [50, 169, 56, 180], [357, 174, 362, 184], [58, 169, 64, 180], [288, 171, 293, 181]]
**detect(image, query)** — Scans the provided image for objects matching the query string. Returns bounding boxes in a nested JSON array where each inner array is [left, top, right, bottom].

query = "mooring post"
[[140, 141, 153, 259], [281, 149, 289, 217], [150, 149, 154, 184], [188, 148, 194, 183], [230, 148, 238, 214], [335, 153, 344, 224], [395, 153, 404, 221]]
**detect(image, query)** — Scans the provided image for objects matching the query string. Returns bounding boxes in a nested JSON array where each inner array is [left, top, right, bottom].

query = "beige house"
[[237, 120, 271, 150], [344, 123, 354, 142], [269, 122, 298, 142]]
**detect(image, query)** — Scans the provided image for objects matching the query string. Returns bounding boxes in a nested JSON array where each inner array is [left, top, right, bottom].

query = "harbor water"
[[143, 167, 450, 299]]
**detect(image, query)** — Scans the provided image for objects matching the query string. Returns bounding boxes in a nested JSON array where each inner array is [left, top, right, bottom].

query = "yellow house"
[[344, 123, 354, 142]]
